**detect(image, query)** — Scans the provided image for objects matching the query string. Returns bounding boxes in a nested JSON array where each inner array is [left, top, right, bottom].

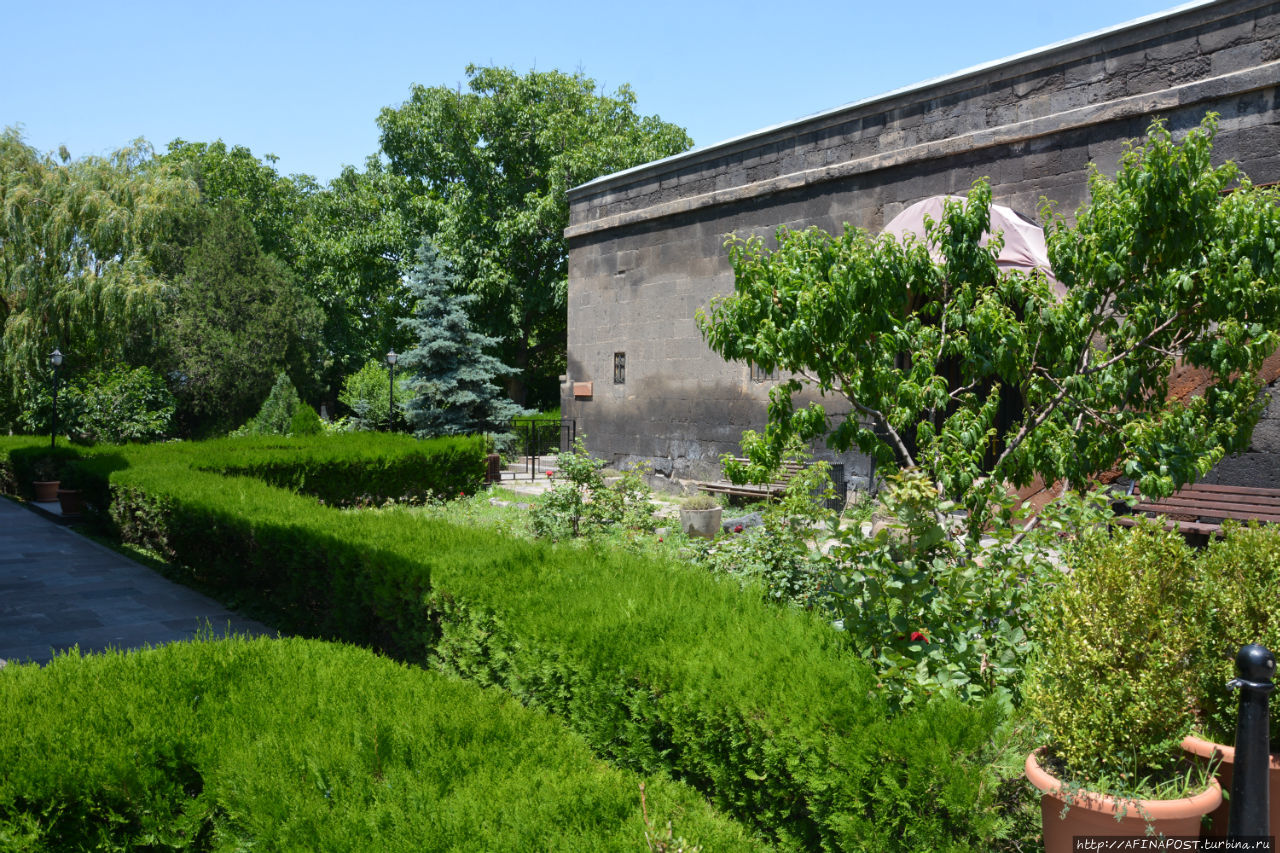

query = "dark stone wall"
[[564, 0, 1280, 489]]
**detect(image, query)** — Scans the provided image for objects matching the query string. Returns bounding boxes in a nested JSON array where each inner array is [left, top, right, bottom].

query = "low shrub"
[[531, 438, 656, 539], [1190, 522, 1280, 745], [0, 435, 1022, 852], [290, 403, 324, 436], [1022, 522, 1201, 797], [0, 637, 763, 851]]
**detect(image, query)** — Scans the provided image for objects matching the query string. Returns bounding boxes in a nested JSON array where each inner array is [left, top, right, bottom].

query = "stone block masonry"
[[564, 0, 1280, 489]]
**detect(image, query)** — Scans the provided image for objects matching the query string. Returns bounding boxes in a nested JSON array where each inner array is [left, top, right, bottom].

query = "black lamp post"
[[49, 348, 63, 450], [386, 349, 398, 432]]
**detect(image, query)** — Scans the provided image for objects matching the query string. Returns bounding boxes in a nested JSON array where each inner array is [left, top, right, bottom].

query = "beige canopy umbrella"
[[880, 195, 1065, 298]]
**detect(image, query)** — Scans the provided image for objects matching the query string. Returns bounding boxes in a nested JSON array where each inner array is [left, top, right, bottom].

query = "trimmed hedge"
[[0, 637, 764, 851], [0, 436, 1017, 852]]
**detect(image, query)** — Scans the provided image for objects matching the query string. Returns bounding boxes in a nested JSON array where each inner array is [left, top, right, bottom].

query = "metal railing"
[[509, 417, 576, 481]]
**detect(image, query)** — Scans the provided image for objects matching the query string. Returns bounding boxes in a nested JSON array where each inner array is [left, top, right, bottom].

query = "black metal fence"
[[509, 417, 576, 481]]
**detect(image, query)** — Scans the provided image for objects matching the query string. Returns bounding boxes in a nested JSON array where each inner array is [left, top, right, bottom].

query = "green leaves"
[[701, 115, 1280, 523], [0, 129, 197, 396], [378, 66, 692, 406]]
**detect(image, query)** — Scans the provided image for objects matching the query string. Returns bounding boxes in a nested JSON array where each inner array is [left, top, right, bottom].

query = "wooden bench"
[[696, 458, 807, 502], [1114, 482, 1280, 539]]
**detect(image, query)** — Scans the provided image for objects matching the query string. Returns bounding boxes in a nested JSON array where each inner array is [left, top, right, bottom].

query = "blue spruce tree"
[[398, 241, 529, 436]]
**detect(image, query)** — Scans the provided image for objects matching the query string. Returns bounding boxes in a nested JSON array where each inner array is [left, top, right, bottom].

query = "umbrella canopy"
[[880, 196, 1065, 298]]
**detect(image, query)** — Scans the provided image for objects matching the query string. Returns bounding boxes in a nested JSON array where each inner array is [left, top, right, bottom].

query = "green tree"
[[338, 360, 410, 430], [235, 372, 302, 437], [162, 203, 323, 435], [0, 129, 196, 405], [698, 116, 1280, 530], [18, 363, 176, 444], [398, 241, 529, 437], [290, 159, 426, 398], [378, 65, 693, 407], [161, 139, 306, 263]]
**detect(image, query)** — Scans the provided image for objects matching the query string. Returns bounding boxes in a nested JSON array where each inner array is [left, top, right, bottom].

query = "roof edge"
[[568, 0, 1218, 199]]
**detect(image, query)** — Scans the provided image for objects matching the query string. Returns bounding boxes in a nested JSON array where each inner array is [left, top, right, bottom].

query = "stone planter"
[[1026, 749, 1222, 853], [679, 507, 722, 539], [1181, 734, 1280, 837], [32, 480, 60, 502]]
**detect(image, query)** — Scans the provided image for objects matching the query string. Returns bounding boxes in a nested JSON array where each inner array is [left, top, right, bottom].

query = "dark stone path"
[[0, 497, 271, 665]]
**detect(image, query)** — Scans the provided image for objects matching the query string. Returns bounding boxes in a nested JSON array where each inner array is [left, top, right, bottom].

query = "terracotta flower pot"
[[1181, 734, 1280, 838], [1026, 749, 1222, 853], [56, 488, 84, 518], [32, 480, 60, 502]]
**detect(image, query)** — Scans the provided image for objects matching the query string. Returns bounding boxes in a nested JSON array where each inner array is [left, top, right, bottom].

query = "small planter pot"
[[1181, 734, 1280, 837], [56, 489, 84, 518], [32, 480, 60, 502], [679, 507, 722, 539], [1026, 749, 1222, 853]]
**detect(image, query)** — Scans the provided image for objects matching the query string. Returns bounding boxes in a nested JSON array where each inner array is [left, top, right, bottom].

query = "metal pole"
[[1228, 643, 1276, 840], [50, 358, 60, 450], [385, 349, 397, 433]]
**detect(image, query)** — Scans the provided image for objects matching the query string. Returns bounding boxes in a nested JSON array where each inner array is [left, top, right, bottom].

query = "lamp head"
[[50, 348, 63, 368], [386, 349, 398, 367]]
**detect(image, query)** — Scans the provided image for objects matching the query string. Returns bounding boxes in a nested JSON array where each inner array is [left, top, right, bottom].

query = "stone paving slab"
[[0, 497, 272, 666]]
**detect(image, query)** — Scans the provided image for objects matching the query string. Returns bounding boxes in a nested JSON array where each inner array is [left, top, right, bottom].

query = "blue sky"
[[7, 0, 1191, 185]]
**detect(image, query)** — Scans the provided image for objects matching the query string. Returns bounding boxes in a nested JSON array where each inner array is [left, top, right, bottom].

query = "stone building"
[[562, 0, 1280, 491]]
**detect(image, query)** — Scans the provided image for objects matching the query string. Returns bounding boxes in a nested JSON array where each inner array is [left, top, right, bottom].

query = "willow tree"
[[0, 129, 196, 400], [699, 116, 1280, 527]]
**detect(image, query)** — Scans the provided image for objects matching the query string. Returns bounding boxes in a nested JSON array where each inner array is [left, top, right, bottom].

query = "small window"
[[614, 352, 626, 384], [751, 362, 778, 383]]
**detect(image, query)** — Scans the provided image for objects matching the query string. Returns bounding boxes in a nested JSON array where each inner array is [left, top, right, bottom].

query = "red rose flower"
[[909, 631, 929, 643], [734, 525, 744, 533]]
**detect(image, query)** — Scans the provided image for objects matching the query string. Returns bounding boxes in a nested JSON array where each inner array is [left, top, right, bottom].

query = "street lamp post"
[[386, 349, 398, 432], [49, 348, 63, 450]]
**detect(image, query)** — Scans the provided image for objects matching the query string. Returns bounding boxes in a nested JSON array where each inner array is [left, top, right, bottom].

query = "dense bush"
[[530, 438, 656, 539], [0, 435, 1022, 852], [19, 365, 176, 444], [0, 637, 762, 851], [1022, 522, 1201, 795], [233, 372, 303, 437], [338, 359, 408, 430], [1190, 522, 1280, 745]]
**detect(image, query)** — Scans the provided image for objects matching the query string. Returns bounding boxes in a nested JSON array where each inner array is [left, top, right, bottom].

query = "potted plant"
[[30, 457, 60, 503], [1182, 522, 1280, 837], [1022, 522, 1220, 852], [679, 493, 722, 539], [55, 462, 86, 519]]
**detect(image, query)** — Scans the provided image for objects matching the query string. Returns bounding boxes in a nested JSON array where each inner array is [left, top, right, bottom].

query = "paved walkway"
[[0, 497, 271, 666]]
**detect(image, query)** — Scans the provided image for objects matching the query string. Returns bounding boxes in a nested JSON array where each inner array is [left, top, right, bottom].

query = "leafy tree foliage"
[[0, 129, 196, 401], [19, 364, 175, 444], [398, 241, 528, 437], [378, 65, 693, 407], [699, 116, 1280, 527], [290, 159, 426, 394], [162, 139, 305, 263], [161, 204, 323, 435], [338, 360, 410, 430]]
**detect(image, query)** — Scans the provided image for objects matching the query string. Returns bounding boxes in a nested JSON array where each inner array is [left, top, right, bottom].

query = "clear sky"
[[6, 0, 1194, 185]]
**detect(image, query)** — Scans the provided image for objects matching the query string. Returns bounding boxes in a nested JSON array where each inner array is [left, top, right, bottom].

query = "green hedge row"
[[0, 436, 1017, 852], [0, 637, 763, 852], [0, 433, 487, 507]]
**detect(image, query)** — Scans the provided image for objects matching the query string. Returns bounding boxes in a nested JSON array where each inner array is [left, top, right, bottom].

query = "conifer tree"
[[398, 242, 528, 436]]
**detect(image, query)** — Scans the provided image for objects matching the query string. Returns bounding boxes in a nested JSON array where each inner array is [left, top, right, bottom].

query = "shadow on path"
[[0, 497, 272, 665]]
